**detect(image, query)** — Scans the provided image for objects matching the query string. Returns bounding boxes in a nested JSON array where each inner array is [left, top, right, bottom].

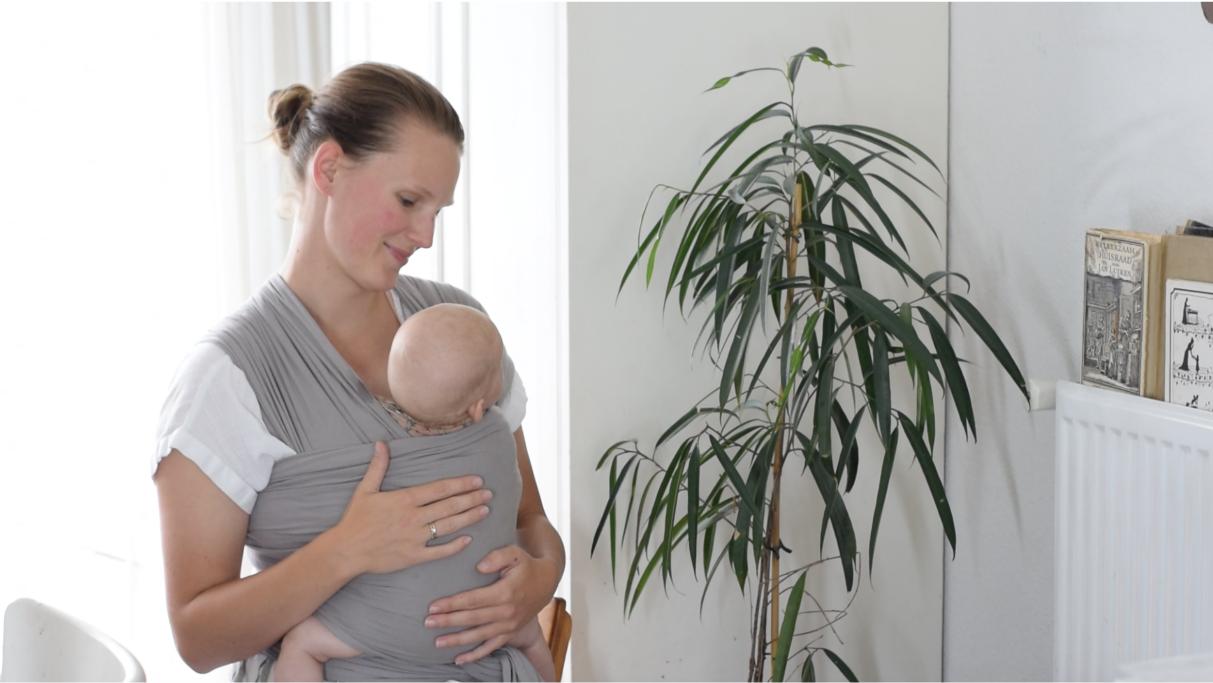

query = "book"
[[1164, 279, 1213, 413], [1081, 228, 1165, 398], [1180, 219, 1213, 238]]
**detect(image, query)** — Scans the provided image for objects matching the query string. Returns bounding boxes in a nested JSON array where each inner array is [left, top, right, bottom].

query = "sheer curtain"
[[0, 2, 566, 679], [0, 3, 234, 680]]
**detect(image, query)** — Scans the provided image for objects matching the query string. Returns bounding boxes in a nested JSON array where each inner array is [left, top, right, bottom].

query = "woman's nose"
[[407, 215, 435, 249]]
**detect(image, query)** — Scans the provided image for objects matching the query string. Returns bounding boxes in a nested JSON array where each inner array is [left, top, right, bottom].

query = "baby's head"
[[387, 303, 504, 428]]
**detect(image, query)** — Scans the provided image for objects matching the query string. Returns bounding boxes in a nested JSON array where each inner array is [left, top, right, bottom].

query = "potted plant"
[[592, 47, 1028, 681]]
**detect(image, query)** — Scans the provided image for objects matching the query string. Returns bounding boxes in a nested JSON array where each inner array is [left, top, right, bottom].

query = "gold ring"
[[428, 523, 438, 540]]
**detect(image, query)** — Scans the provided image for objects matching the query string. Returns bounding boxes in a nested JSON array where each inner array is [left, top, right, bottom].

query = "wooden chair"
[[537, 597, 571, 680]]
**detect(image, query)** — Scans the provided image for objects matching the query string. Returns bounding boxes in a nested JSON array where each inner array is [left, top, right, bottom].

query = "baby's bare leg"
[[506, 618, 557, 682], [271, 616, 362, 682]]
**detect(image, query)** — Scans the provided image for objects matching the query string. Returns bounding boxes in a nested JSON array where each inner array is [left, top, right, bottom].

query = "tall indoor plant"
[[592, 47, 1028, 681]]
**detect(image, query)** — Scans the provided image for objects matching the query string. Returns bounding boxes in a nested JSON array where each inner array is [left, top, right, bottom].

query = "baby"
[[270, 303, 556, 682]]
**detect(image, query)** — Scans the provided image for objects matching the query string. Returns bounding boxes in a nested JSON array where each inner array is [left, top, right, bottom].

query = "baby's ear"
[[468, 398, 488, 423]]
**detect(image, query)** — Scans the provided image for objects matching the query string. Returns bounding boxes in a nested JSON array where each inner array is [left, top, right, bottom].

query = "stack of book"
[[1082, 221, 1213, 413]]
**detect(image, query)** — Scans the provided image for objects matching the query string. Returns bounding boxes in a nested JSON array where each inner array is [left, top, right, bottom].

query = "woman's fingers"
[[453, 634, 511, 666], [355, 442, 391, 494], [428, 581, 501, 615], [474, 546, 523, 574], [421, 488, 493, 524], [408, 474, 485, 506], [429, 503, 490, 539], [423, 605, 509, 630], [418, 535, 473, 563], [436, 622, 508, 650]]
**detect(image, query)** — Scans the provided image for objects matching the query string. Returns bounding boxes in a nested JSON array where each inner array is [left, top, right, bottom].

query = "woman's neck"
[[280, 213, 394, 345]]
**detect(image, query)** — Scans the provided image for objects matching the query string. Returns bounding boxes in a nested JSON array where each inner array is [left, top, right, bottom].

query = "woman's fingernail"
[[424, 617, 436, 628]]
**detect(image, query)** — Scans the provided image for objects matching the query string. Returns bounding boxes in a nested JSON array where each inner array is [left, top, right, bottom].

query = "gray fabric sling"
[[207, 273, 536, 682]]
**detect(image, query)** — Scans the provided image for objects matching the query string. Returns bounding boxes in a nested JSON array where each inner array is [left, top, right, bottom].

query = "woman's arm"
[[156, 450, 356, 673], [424, 426, 566, 664], [156, 444, 489, 673]]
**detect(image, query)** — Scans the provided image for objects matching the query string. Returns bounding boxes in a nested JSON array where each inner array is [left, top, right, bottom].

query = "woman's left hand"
[[425, 543, 560, 665]]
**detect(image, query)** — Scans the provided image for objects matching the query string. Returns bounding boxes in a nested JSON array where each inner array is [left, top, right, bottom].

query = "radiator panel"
[[1055, 380, 1213, 680]]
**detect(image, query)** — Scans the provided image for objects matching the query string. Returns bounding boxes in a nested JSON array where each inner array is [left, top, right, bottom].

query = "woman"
[[152, 62, 565, 680]]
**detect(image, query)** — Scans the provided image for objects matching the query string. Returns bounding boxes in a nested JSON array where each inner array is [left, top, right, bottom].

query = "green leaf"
[[618, 216, 663, 296], [729, 535, 749, 591], [773, 570, 808, 682], [897, 412, 957, 557], [642, 442, 689, 561], [806, 438, 857, 591], [687, 445, 701, 573], [845, 123, 943, 177], [808, 124, 912, 163], [869, 427, 899, 573], [921, 307, 975, 439], [746, 299, 805, 401], [708, 434, 760, 522], [821, 648, 859, 682], [645, 192, 689, 285], [595, 438, 635, 469], [948, 293, 1030, 402], [591, 454, 638, 559], [838, 404, 864, 493], [691, 102, 786, 197], [834, 285, 940, 384], [720, 288, 760, 407], [870, 172, 939, 242], [661, 451, 685, 586], [703, 66, 785, 94], [872, 329, 891, 441], [656, 406, 731, 449], [608, 460, 618, 576], [814, 357, 836, 458], [802, 653, 817, 682]]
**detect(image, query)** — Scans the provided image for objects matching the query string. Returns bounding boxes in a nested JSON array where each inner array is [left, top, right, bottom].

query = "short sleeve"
[[152, 342, 296, 514], [497, 369, 527, 432]]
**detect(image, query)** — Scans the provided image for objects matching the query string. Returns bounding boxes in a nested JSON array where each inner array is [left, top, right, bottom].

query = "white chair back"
[[0, 598, 145, 682]]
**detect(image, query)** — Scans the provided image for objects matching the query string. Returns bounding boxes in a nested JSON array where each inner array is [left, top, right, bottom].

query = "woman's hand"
[[424, 544, 561, 665], [331, 442, 493, 575]]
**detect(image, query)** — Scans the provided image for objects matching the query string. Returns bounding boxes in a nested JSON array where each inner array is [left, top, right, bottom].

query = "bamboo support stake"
[[769, 181, 803, 672]]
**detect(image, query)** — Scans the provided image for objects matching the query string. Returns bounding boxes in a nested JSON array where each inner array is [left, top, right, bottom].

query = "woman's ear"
[[311, 139, 342, 196]]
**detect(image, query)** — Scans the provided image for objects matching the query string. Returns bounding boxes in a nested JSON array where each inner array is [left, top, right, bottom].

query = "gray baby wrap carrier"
[[208, 274, 536, 682]]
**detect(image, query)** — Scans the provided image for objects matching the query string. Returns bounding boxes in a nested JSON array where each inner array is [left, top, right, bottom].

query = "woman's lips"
[[386, 244, 411, 264]]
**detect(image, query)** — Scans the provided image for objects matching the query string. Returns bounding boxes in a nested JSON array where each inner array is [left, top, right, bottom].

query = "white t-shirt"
[[151, 289, 527, 514]]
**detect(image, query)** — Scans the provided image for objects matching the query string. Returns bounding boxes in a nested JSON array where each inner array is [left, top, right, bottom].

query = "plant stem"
[[765, 180, 804, 680]]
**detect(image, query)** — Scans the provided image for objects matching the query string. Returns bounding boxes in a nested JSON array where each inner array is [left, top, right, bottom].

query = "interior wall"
[[567, 4, 948, 680], [945, 4, 1213, 680]]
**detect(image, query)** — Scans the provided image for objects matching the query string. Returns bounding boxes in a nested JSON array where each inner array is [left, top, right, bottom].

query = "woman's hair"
[[267, 62, 464, 181]]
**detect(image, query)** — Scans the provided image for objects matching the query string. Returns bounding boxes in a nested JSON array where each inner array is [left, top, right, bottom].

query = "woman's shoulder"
[[162, 340, 250, 404], [393, 274, 485, 313]]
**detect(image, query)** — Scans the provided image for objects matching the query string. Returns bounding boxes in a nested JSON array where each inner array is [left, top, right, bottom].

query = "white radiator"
[[1055, 380, 1213, 680]]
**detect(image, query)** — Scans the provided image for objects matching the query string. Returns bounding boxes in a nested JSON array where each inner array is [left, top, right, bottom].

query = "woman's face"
[[322, 119, 460, 291]]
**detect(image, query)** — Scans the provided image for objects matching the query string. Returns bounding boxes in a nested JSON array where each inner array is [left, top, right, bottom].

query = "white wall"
[[946, 4, 1213, 680], [568, 4, 948, 680]]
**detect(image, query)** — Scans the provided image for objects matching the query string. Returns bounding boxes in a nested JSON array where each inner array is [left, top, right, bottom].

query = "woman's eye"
[[399, 197, 416, 208]]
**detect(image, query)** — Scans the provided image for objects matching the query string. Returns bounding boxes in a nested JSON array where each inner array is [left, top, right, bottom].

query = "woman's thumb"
[[357, 442, 390, 493]]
